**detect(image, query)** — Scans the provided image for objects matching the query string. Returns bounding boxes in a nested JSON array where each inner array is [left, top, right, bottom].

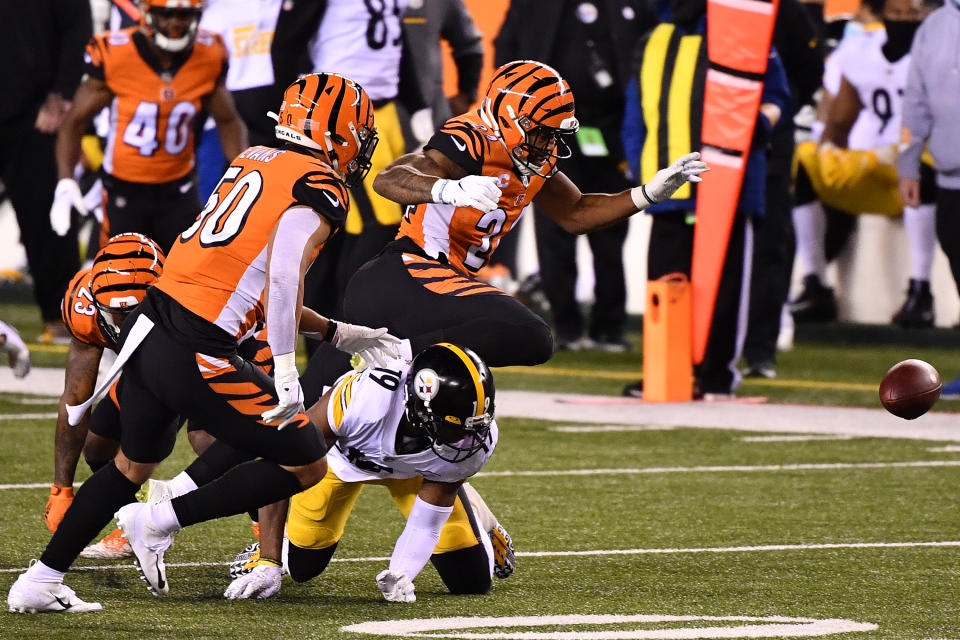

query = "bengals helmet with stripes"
[[405, 343, 495, 463], [270, 73, 378, 188], [140, 0, 204, 53], [480, 60, 579, 179], [90, 233, 165, 343]]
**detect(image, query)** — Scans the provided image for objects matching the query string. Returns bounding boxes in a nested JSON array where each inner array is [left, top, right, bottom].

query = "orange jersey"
[[397, 112, 548, 274], [156, 145, 348, 340], [84, 27, 228, 184], [61, 269, 110, 350]]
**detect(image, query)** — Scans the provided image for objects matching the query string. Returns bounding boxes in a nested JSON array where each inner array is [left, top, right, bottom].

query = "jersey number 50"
[[181, 166, 263, 247]]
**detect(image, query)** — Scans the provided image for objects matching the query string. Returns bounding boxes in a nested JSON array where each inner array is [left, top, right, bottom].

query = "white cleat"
[[7, 574, 102, 613], [115, 503, 173, 596], [146, 479, 174, 504]]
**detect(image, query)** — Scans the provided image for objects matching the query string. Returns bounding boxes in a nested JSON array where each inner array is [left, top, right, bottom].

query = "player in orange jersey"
[[50, 0, 248, 253], [299, 60, 706, 384], [9, 73, 400, 613]]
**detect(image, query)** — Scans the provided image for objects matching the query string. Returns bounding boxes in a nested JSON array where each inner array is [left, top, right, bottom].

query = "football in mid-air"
[[879, 359, 941, 420]]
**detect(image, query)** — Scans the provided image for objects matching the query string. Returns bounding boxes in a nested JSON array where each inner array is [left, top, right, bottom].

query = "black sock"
[[184, 438, 255, 486], [39, 460, 139, 572], [287, 542, 338, 583], [171, 459, 302, 528]]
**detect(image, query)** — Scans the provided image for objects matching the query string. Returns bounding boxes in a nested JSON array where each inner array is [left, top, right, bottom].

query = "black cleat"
[[788, 275, 837, 323], [892, 279, 934, 328]]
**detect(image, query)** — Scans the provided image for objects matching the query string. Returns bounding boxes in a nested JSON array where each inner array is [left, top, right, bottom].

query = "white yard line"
[[0, 412, 57, 421], [2, 540, 957, 574], [739, 435, 855, 442]]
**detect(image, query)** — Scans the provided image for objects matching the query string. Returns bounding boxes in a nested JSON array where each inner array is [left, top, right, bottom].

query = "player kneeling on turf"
[[224, 343, 514, 602]]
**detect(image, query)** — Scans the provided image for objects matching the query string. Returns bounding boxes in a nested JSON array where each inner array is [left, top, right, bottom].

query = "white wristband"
[[430, 179, 449, 203], [630, 185, 655, 211], [273, 351, 297, 376]]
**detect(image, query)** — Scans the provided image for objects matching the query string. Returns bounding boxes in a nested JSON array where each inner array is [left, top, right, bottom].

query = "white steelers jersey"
[[834, 28, 909, 149], [200, 0, 281, 91], [324, 358, 499, 484], [307, 0, 409, 102], [822, 25, 887, 149]]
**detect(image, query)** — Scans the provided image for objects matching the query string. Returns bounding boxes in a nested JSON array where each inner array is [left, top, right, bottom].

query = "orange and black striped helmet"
[[480, 60, 579, 179], [90, 233, 165, 343], [140, 0, 204, 53], [271, 73, 378, 188]]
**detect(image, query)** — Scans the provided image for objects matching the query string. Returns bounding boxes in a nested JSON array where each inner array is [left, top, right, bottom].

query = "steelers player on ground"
[[300, 59, 707, 383], [792, 0, 938, 327], [7, 73, 400, 614], [50, 0, 249, 253], [272, 0, 434, 336], [224, 343, 514, 603]]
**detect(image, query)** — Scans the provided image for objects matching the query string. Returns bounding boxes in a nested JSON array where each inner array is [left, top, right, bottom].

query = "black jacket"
[[0, 0, 92, 124]]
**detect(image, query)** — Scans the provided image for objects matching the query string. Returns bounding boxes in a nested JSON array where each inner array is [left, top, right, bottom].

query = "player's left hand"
[[261, 359, 304, 430], [376, 569, 416, 603], [45, 485, 74, 532], [332, 323, 403, 368], [641, 152, 709, 205], [224, 562, 282, 600]]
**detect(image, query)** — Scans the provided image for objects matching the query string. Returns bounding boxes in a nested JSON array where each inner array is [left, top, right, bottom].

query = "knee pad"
[[430, 544, 492, 595], [287, 541, 338, 583]]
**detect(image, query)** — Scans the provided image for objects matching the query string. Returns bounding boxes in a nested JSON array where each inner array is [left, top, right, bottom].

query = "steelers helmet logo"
[[414, 368, 439, 402]]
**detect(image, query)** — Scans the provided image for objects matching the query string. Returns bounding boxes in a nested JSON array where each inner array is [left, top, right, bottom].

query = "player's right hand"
[[45, 485, 74, 532], [224, 562, 282, 600], [50, 178, 87, 236], [376, 569, 416, 603], [642, 152, 708, 204], [431, 175, 502, 213], [261, 363, 304, 430]]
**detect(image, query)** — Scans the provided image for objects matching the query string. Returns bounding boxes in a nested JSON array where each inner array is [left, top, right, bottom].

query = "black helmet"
[[404, 343, 495, 463]]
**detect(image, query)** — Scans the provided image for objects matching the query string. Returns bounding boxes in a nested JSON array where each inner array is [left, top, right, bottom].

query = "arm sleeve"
[[388, 496, 454, 580], [266, 207, 324, 357], [54, 0, 94, 98], [272, 0, 326, 91], [441, 0, 484, 101], [761, 47, 792, 123], [897, 27, 933, 181]]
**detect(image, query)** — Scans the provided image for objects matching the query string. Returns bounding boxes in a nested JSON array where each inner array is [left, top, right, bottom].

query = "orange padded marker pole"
[[643, 273, 692, 403]]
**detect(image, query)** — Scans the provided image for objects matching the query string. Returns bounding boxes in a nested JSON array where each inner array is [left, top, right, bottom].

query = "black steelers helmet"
[[405, 343, 495, 463]]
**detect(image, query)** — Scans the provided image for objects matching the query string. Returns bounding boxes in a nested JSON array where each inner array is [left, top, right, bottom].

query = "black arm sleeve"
[[54, 0, 93, 98], [272, 0, 327, 92]]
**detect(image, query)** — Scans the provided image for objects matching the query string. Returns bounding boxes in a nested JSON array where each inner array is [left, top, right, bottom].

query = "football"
[[879, 359, 942, 420]]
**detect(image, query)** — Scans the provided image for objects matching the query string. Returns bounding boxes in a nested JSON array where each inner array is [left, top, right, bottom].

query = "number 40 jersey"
[[84, 27, 228, 184], [325, 358, 499, 484]]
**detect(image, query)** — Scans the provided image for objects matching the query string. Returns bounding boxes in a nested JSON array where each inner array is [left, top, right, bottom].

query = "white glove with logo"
[[260, 353, 304, 430], [376, 569, 416, 603], [431, 175, 502, 213], [223, 562, 282, 600], [331, 322, 402, 368], [50, 178, 87, 236], [631, 152, 709, 209]]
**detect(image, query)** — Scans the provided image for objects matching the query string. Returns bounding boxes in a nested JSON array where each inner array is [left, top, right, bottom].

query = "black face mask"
[[670, 0, 707, 26], [882, 20, 921, 61]]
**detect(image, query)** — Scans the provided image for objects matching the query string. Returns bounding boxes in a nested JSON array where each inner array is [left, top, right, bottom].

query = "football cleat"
[[115, 503, 173, 596], [787, 274, 837, 323], [7, 574, 102, 614], [229, 542, 261, 579], [489, 524, 515, 579], [80, 527, 133, 559], [892, 279, 934, 328]]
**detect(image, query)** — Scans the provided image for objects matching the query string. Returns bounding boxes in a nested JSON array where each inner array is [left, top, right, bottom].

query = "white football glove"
[[331, 322, 402, 368], [376, 569, 416, 603], [0, 321, 30, 379], [632, 152, 709, 209], [409, 108, 435, 146], [260, 353, 304, 430], [223, 562, 282, 600], [50, 178, 87, 236], [431, 175, 502, 213]]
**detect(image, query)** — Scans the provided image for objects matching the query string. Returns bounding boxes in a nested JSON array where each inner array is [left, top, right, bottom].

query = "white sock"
[[151, 500, 181, 534], [24, 560, 65, 583], [903, 204, 936, 281], [166, 471, 198, 498], [791, 201, 827, 279], [398, 338, 413, 362]]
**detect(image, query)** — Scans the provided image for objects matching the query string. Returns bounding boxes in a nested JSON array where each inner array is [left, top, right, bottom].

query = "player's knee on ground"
[[431, 544, 492, 594], [287, 542, 338, 583]]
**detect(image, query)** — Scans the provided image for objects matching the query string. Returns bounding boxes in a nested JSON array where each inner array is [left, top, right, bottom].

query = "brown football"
[[879, 359, 941, 420]]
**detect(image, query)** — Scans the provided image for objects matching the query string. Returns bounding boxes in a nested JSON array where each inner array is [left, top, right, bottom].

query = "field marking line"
[[2, 540, 958, 574], [0, 412, 57, 421], [739, 435, 855, 442], [3, 459, 960, 490]]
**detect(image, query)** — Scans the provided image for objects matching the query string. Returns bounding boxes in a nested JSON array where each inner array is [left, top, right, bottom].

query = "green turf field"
[[1, 302, 959, 639]]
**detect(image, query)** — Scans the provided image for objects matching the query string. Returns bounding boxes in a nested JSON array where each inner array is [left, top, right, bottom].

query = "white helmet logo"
[[414, 368, 439, 402]]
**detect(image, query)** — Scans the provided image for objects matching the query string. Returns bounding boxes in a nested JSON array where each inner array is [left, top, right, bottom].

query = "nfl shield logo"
[[161, 87, 175, 101]]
